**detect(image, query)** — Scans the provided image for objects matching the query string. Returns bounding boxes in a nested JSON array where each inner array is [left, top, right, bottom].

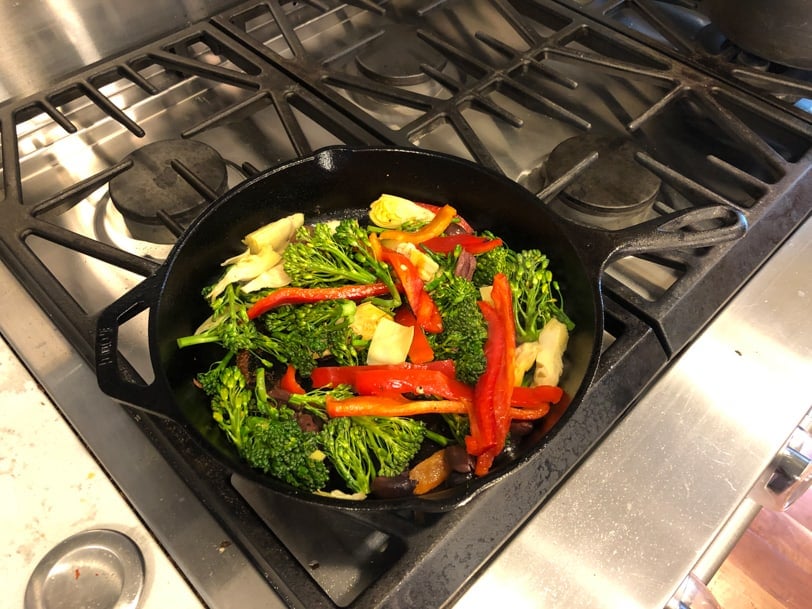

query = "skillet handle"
[[568, 205, 748, 269], [95, 273, 174, 419]]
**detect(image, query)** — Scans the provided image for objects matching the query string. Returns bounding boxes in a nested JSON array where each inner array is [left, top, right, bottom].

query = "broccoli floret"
[[196, 352, 236, 396], [241, 414, 329, 492], [288, 384, 354, 420], [176, 283, 277, 358], [320, 416, 427, 495], [441, 413, 470, 446], [209, 365, 253, 449], [426, 272, 488, 384], [283, 219, 398, 302], [471, 241, 513, 287], [261, 299, 368, 375], [205, 365, 329, 492], [176, 283, 254, 351], [508, 249, 574, 343]]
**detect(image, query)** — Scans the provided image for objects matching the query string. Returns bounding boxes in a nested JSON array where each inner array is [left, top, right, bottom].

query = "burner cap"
[[356, 24, 447, 86], [546, 134, 661, 217], [110, 139, 227, 238]]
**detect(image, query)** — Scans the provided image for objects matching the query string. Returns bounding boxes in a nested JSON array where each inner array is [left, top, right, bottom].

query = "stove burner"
[[545, 134, 661, 229], [356, 24, 447, 86], [109, 139, 228, 243]]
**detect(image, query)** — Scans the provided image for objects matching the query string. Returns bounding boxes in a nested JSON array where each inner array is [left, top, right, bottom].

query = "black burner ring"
[[110, 139, 228, 242], [545, 134, 661, 219]]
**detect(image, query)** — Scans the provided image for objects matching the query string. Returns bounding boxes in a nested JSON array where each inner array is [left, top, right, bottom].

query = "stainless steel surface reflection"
[[25, 529, 144, 609], [452, 217, 812, 609], [0, 0, 240, 103], [0, 261, 284, 609]]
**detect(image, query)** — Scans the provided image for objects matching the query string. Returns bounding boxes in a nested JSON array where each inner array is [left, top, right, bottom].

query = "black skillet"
[[95, 146, 746, 512]]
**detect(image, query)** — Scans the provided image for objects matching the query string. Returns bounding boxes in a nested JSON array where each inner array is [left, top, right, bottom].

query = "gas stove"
[[1, 2, 810, 609]]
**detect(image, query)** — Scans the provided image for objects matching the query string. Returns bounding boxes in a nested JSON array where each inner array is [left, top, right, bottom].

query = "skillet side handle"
[[602, 205, 747, 262], [95, 273, 172, 419]]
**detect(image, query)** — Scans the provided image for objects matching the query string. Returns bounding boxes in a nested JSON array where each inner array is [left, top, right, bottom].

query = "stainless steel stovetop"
[[1, 2, 810, 608]]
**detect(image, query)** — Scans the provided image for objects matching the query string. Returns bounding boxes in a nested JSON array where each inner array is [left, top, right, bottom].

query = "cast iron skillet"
[[95, 146, 746, 512]]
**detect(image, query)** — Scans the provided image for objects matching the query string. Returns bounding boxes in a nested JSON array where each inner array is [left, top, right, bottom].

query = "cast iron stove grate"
[[0, 1, 810, 608], [553, 0, 812, 122]]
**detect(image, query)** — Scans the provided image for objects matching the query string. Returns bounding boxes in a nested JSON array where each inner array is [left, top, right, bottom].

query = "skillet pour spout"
[[95, 146, 746, 511]]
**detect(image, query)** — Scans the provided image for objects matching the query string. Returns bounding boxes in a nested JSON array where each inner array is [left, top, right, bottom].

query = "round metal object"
[[356, 24, 447, 85], [110, 139, 228, 242], [707, 0, 812, 69], [546, 134, 661, 217], [24, 529, 145, 609]]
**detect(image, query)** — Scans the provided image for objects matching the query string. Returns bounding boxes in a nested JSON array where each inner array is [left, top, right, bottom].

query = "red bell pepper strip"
[[394, 307, 434, 364], [421, 234, 503, 254], [379, 204, 457, 244], [280, 364, 306, 395], [508, 403, 551, 420], [310, 360, 457, 388], [326, 395, 469, 418], [415, 291, 443, 334], [414, 202, 474, 234], [380, 248, 443, 333], [353, 368, 474, 402], [466, 300, 503, 458], [246, 283, 391, 319], [510, 385, 564, 407], [490, 273, 516, 440], [470, 275, 516, 476]]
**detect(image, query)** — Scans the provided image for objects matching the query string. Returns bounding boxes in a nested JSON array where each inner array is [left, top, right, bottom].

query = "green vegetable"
[[208, 366, 330, 492], [288, 384, 354, 420], [178, 207, 574, 497], [176, 283, 275, 354], [441, 413, 470, 446], [196, 351, 236, 396], [283, 219, 399, 303], [507, 249, 574, 343], [470, 238, 512, 286], [425, 272, 488, 384], [320, 415, 427, 495], [260, 299, 369, 376]]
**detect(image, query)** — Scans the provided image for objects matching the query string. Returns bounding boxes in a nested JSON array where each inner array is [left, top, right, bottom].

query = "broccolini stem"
[[424, 428, 452, 447]]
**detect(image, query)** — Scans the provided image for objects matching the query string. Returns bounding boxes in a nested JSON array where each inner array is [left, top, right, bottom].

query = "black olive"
[[370, 473, 417, 499], [445, 445, 474, 473]]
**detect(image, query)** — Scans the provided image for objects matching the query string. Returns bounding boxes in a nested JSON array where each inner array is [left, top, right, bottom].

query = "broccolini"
[[283, 218, 399, 303], [320, 415, 427, 495], [206, 365, 330, 492], [426, 272, 488, 384], [507, 249, 573, 343], [260, 299, 369, 376]]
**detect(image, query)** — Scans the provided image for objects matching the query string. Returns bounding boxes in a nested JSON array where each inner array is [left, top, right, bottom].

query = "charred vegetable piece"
[[409, 448, 453, 495], [370, 473, 418, 499]]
